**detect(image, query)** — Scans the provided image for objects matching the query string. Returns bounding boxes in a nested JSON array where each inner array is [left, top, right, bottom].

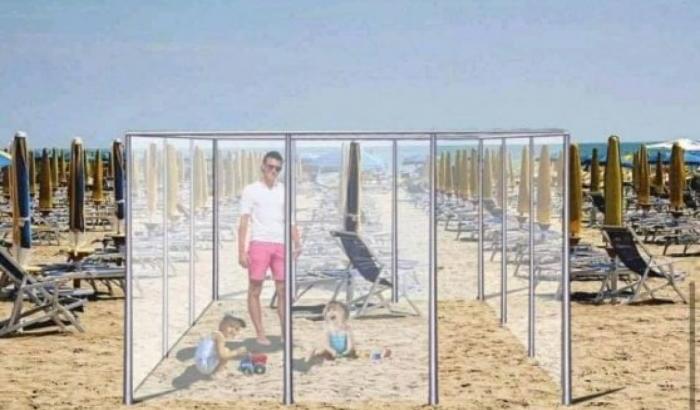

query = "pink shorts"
[[247, 241, 285, 282]]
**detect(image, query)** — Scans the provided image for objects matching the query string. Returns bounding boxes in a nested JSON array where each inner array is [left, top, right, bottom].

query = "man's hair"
[[219, 314, 246, 332], [263, 151, 283, 164]]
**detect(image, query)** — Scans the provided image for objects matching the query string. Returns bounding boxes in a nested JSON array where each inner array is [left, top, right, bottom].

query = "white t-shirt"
[[240, 180, 284, 244]]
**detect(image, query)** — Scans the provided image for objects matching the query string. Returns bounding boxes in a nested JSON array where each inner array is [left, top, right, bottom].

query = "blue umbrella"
[[113, 140, 125, 224], [11, 132, 31, 259]]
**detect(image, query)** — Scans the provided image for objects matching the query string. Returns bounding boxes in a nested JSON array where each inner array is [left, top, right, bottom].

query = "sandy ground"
[[1, 185, 699, 409]]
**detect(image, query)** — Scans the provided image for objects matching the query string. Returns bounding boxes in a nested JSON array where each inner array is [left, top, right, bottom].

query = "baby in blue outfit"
[[307, 301, 391, 362]]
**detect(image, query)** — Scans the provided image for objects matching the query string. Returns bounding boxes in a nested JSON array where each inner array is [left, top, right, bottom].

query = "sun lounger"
[[0, 248, 88, 336], [602, 226, 687, 304], [330, 230, 420, 318]]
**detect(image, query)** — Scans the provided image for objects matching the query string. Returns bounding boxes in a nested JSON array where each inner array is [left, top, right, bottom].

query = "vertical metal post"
[[213, 139, 220, 301], [562, 134, 572, 405], [290, 140, 297, 300], [500, 139, 507, 324], [162, 139, 169, 356], [391, 139, 399, 303], [691, 281, 696, 410], [123, 136, 133, 405], [428, 134, 438, 405], [528, 137, 535, 357], [477, 140, 484, 301], [283, 134, 294, 405], [189, 140, 195, 324]]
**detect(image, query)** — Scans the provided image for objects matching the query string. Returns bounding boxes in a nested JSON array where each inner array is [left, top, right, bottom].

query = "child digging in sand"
[[194, 314, 247, 375], [307, 301, 391, 362]]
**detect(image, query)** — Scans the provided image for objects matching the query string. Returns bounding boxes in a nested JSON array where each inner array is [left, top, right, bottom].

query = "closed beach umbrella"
[[112, 140, 125, 233], [638, 145, 650, 207], [69, 138, 86, 250], [517, 145, 530, 217], [166, 144, 178, 219], [445, 151, 453, 195], [508, 151, 514, 188], [50, 148, 59, 191], [604, 136, 623, 226], [469, 148, 478, 200], [653, 151, 664, 194], [495, 147, 504, 208], [536, 146, 552, 228], [28, 150, 37, 197], [344, 142, 361, 232], [59, 151, 67, 186], [39, 148, 53, 211], [483, 149, 493, 200], [10, 132, 32, 265], [437, 152, 444, 193], [569, 144, 583, 239], [92, 149, 104, 204], [590, 148, 600, 192], [669, 142, 685, 211], [146, 143, 158, 217], [105, 151, 112, 180], [193, 146, 202, 210]]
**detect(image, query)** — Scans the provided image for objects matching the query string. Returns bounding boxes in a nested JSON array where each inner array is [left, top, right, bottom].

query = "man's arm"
[[292, 224, 302, 257], [238, 214, 250, 268]]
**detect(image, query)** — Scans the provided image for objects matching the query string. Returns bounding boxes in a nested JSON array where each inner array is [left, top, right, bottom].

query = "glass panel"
[[193, 140, 213, 319], [292, 137, 429, 405], [483, 139, 504, 318], [504, 138, 531, 351], [131, 137, 165, 395], [533, 136, 563, 385], [437, 139, 480, 301], [166, 139, 191, 352]]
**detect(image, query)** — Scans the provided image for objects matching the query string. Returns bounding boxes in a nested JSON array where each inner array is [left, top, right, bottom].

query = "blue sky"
[[1, 1, 699, 148]]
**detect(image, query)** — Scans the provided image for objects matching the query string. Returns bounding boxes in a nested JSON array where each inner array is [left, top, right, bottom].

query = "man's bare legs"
[[247, 280, 270, 345], [275, 280, 286, 343]]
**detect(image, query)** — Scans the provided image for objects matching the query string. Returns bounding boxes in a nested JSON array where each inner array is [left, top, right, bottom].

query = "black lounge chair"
[[330, 230, 420, 318], [602, 226, 687, 304], [0, 248, 88, 336]]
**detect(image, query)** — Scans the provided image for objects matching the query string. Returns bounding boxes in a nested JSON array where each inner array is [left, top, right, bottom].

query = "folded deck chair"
[[602, 226, 687, 304], [330, 230, 420, 318], [0, 248, 87, 336]]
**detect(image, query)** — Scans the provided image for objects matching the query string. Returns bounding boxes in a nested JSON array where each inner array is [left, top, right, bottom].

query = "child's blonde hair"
[[323, 301, 350, 321]]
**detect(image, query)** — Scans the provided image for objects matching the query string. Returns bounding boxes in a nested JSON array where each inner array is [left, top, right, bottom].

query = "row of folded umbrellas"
[[1, 131, 125, 255]]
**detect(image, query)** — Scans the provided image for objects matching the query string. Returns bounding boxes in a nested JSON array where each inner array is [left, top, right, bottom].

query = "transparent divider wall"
[[126, 132, 570, 406], [292, 138, 429, 404]]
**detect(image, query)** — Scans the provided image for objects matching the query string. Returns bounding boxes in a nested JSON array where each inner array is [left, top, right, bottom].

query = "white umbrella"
[[646, 138, 700, 151]]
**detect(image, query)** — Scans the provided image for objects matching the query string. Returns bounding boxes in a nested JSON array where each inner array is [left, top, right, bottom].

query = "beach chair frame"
[[601, 226, 687, 304]]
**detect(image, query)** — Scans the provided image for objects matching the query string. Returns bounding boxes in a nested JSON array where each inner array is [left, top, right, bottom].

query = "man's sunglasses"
[[264, 164, 282, 172]]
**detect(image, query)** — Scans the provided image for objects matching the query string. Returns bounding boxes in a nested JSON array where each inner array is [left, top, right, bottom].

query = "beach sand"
[[1, 191, 699, 409]]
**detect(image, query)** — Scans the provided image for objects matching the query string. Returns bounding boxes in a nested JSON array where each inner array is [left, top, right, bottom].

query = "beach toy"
[[194, 336, 219, 375], [239, 353, 267, 375], [370, 349, 382, 364]]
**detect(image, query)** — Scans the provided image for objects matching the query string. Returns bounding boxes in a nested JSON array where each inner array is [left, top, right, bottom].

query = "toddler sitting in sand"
[[194, 314, 247, 375], [307, 301, 391, 361]]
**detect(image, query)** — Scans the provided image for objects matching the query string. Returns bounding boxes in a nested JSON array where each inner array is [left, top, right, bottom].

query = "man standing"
[[238, 151, 300, 345]]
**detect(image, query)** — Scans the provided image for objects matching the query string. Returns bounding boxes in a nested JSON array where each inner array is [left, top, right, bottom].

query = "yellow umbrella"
[[590, 148, 600, 192], [39, 148, 53, 212], [92, 149, 104, 204], [669, 142, 685, 211], [604, 136, 623, 226], [517, 145, 530, 217], [536, 146, 552, 228], [469, 148, 478, 200], [166, 144, 179, 219], [653, 151, 664, 195], [637, 145, 650, 207], [483, 148, 492, 200], [50, 148, 59, 191], [28, 150, 37, 198], [569, 144, 583, 239]]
